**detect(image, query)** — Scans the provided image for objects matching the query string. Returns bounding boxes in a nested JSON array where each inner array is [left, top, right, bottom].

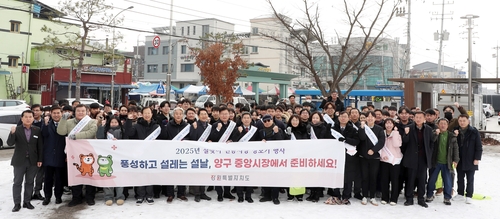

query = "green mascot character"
[[97, 155, 113, 177]]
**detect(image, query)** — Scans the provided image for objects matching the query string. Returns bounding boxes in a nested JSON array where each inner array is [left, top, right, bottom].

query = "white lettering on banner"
[[145, 127, 161, 140], [172, 124, 191, 141], [238, 126, 257, 142], [66, 139, 345, 188], [198, 124, 212, 142], [69, 115, 91, 136], [364, 126, 378, 146], [219, 121, 236, 142]]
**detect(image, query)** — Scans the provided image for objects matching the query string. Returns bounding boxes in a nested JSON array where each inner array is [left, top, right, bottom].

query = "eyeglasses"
[[263, 119, 272, 123]]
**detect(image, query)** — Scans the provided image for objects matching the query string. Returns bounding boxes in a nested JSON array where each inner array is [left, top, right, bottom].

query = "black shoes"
[[259, 197, 272, 202], [23, 202, 35, 209], [56, 198, 62, 204], [443, 199, 452, 205], [245, 197, 254, 203], [200, 194, 212, 201], [223, 193, 236, 200], [12, 204, 21, 212], [195, 195, 201, 202], [217, 195, 223, 202], [87, 199, 95, 206], [418, 200, 428, 208], [354, 193, 363, 200], [153, 194, 160, 199], [68, 199, 83, 207], [273, 198, 280, 205], [238, 197, 244, 203], [207, 186, 214, 191], [32, 193, 44, 200], [42, 199, 50, 205]]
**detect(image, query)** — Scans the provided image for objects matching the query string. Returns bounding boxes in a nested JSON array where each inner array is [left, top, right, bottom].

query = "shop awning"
[[56, 81, 138, 89]]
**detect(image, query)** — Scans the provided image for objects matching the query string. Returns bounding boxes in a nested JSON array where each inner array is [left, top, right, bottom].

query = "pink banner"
[[66, 139, 346, 188]]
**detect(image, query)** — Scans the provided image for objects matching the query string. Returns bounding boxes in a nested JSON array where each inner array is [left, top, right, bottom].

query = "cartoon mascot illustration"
[[97, 155, 114, 177], [73, 153, 95, 177]]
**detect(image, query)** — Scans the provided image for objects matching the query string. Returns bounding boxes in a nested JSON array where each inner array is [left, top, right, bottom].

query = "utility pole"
[[431, 0, 453, 79], [166, 0, 174, 102], [396, 0, 412, 78], [69, 59, 73, 98], [134, 35, 140, 83], [461, 14, 479, 125], [494, 44, 499, 94]]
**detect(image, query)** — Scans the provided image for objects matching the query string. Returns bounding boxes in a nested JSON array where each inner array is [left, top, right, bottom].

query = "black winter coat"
[[319, 96, 344, 112], [456, 125, 483, 171], [257, 124, 284, 141], [161, 119, 190, 140], [358, 124, 385, 159], [41, 120, 66, 168], [125, 118, 160, 140], [287, 121, 310, 140], [332, 122, 360, 147], [230, 125, 259, 142], [401, 123, 434, 169], [209, 120, 235, 142], [189, 120, 211, 141]]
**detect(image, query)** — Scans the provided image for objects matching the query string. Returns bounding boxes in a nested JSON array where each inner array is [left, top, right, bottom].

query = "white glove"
[[62, 112, 71, 120], [68, 134, 76, 140]]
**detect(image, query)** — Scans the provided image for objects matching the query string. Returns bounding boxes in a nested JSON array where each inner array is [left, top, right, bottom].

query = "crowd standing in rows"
[[8, 92, 482, 212]]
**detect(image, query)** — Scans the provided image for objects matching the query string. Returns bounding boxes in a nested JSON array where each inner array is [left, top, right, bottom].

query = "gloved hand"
[[338, 137, 345, 142], [68, 134, 76, 140], [62, 112, 71, 120], [285, 127, 292, 135]]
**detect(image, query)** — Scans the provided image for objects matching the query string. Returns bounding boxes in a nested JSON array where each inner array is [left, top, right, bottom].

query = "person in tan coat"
[[57, 104, 97, 207]]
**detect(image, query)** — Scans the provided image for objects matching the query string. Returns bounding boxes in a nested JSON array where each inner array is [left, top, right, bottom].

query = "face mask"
[[305, 100, 312, 103], [444, 112, 453, 121]]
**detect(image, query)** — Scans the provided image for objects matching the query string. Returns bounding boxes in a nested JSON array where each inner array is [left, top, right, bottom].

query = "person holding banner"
[[57, 104, 98, 207], [188, 108, 213, 202], [379, 118, 403, 206], [306, 112, 331, 202], [96, 116, 126, 206], [283, 114, 308, 202], [161, 107, 191, 203], [209, 107, 237, 202], [358, 111, 385, 206], [426, 118, 459, 205], [257, 114, 285, 205], [401, 111, 433, 208], [124, 107, 160, 205], [230, 112, 258, 203], [326, 111, 360, 206]]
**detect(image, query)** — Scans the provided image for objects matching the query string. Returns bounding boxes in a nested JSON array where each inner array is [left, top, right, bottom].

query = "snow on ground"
[[1, 146, 499, 219]]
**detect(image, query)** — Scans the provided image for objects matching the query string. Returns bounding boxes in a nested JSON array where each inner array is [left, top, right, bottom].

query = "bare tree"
[[265, 0, 399, 97], [40, 0, 119, 101]]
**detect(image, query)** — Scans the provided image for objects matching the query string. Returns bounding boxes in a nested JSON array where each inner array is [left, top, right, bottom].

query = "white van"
[[66, 98, 103, 108], [0, 110, 25, 149], [195, 95, 249, 108]]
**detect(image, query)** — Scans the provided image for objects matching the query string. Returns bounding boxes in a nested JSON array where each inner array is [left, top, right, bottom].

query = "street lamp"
[[460, 14, 478, 124], [110, 6, 133, 108]]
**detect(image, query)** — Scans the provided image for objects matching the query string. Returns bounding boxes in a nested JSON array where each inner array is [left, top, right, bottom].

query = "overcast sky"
[[40, 0, 499, 81]]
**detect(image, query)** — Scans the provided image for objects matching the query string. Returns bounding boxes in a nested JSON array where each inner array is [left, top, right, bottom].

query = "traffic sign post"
[[153, 36, 161, 49], [156, 81, 165, 95]]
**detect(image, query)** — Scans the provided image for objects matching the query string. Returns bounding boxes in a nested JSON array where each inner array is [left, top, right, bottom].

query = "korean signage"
[[82, 65, 113, 75], [66, 139, 346, 188]]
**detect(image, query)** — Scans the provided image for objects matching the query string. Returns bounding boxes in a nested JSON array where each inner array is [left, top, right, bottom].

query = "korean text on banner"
[[66, 139, 345, 188]]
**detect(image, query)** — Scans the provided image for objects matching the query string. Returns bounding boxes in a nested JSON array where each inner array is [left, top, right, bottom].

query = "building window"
[[147, 64, 158, 73], [187, 26, 190, 35], [84, 53, 92, 57], [181, 64, 194, 72], [181, 45, 187, 54], [181, 27, 184, 36], [147, 47, 158, 55], [202, 25, 209, 37], [193, 26, 196, 35], [242, 46, 249, 54], [56, 49, 67, 55], [162, 46, 169, 55], [252, 27, 258, 35], [8, 57, 19, 67], [10, 20, 21, 33], [251, 46, 258, 53], [162, 64, 172, 72]]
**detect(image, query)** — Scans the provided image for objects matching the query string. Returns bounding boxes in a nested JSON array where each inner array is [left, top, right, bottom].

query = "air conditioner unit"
[[40, 85, 47, 91]]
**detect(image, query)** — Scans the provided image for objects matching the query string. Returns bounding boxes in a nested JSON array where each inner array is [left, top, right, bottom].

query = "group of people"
[[8, 92, 482, 212]]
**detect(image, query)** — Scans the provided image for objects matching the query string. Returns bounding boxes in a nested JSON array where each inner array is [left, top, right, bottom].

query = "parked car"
[[0, 110, 26, 149], [66, 98, 104, 108], [483, 103, 495, 118], [0, 99, 30, 111], [195, 95, 249, 108]]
